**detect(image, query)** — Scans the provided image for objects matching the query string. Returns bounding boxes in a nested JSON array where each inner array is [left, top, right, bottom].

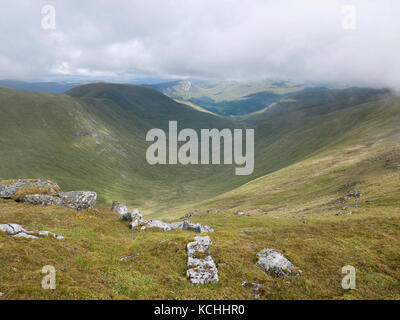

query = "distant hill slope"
[[0, 80, 79, 93], [146, 79, 320, 115], [0, 83, 395, 212]]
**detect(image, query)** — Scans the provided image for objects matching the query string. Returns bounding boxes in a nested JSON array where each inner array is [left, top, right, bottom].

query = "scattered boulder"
[[256, 248, 302, 277], [0, 292, 4, 297], [22, 194, 62, 206], [111, 200, 128, 215], [0, 223, 64, 240], [180, 220, 214, 233], [140, 220, 172, 231], [335, 190, 363, 204], [207, 209, 221, 214], [38, 230, 65, 240], [0, 223, 31, 236], [186, 236, 218, 285], [58, 191, 97, 210], [139, 220, 213, 233], [236, 211, 245, 216], [128, 211, 144, 229], [24, 191, 97, 210], [0, 179, 60, 199]]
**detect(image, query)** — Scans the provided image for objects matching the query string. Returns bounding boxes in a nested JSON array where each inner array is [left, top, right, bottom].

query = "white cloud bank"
[[0, 0, 399, 88]]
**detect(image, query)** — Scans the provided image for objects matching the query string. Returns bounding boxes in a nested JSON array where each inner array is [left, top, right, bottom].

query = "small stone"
[[256, 248, 302, 277], [119, 253, 139, 261]]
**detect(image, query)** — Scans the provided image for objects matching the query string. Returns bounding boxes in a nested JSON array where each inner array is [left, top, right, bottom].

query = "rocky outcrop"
[[138, 220, 213, 233], [140, 220, 172, 231], [127, 211, 144, 229], [0, 179, 60, 199], [0, 179, 96, 210], [23, 194, 63, 206], [186, 236, 218, 284], [23, 191, 97, 210], [58, 191, 97, 210], [111, 200, 128, 215], [180, 220, 214, 233], [0, 223, 64, 240], [256, 248, 302, 277]]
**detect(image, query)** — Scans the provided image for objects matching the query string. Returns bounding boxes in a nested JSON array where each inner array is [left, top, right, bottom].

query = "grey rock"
[[38, 230, 65, 240], [256, 248, 302, 277], [111, 200, 129, 215], [0, 292, 4, 297], [12, 232, 39, 239], [128, 211, 144, 229], [139, 220, 213, 233], [141, 220, 172, 231], [180, 220, 214, 233], [236, 210, 245, 216], [23, 191, 96, 210], [0, 223, 30, 235], [58, 191, 97, 210], [186, 236, 218, 284], [0, 179, 61, 199], [23, 194, 62, 206], [122, 209, 141, 222]]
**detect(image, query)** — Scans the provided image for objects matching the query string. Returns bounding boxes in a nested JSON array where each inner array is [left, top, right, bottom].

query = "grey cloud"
[[0, 0, 399, 88]]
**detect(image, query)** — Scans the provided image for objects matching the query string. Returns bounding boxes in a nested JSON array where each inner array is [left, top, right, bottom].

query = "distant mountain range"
[[145, 79, 327, 115]]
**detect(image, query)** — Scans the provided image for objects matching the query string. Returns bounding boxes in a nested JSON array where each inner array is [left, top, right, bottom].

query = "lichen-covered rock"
[[138, 220, 214, 233], [58, 191, 97, 210], [23, 194, 63, 206], [128, 211, 144, 229], [256, 248, 302, 277], [121, 208, 140, 221], [141, 220, 172, 231], [180, 220, 214, 233], [186, 236, 218, 284], [0, 179, 61, 199], [0, 223, 30, 235], [111, 200, 129, 215], [24, 191, 96, 210]]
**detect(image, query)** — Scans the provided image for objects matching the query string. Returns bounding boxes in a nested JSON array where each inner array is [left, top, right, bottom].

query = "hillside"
[[0, 85, 236, 209], [146, 79, 320, 115], [1, 93, 399, 299], [0, 84, 395, 211]]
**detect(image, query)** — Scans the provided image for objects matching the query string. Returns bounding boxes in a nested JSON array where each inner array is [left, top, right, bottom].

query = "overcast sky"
[[0, 0, 399, 88]]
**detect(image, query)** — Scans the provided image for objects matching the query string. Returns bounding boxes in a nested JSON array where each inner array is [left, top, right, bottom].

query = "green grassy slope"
[[0, 84, 394, 211], [0, 86, 399, 300], [0, 85, 235, 209]]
